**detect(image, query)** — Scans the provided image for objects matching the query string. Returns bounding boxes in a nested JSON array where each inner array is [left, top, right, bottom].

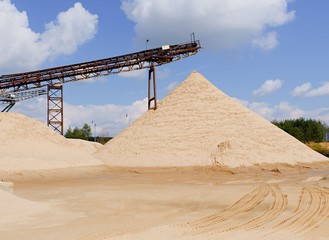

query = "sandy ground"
[[1, 162, 329, 240]]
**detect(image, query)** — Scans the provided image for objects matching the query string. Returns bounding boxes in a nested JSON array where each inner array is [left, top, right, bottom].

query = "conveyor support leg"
[[47, 85, 64, 135], [148, 66, 157, 110]]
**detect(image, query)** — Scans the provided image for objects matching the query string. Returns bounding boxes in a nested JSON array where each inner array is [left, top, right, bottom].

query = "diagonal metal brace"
[[1, 101, 15, 112]]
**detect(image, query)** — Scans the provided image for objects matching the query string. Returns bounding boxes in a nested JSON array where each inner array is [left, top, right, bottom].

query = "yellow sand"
[[0, 112, 103, 171], [94, 71, 327, 167]]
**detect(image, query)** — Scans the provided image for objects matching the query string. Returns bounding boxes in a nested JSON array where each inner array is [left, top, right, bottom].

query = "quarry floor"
[[2, 163, 329, 240]]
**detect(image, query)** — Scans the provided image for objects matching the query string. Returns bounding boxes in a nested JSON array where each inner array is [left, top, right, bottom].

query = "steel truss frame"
[[0, 41, 200, 93], [47, 85, 63, 135], [0, 88, 47, 112]]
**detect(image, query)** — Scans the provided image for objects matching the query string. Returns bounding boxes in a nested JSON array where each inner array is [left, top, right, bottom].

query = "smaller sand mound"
[[67, 139, 103, 154], [0, 189, 49, 226], [0, 113, 103, 171]]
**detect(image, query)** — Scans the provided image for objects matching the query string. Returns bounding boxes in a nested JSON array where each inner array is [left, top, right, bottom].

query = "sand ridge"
[[94, 71, 328, 167], [0, 112, 103, 171]]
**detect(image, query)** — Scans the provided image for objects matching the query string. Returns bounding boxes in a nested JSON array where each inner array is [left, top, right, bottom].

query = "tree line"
[[65, 123, 112, 144], [64, 119, 328, 146], [271, 118, 328, 143]]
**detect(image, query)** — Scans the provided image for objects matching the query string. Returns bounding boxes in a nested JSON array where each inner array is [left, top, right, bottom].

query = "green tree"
[[272, 118, 327, 143], [65, 123, 92, 140], [81, 123, 92, 139]]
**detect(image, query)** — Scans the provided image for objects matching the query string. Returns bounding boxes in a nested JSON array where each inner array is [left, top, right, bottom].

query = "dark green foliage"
[[94, 137, 112, 145], [65, 123, 92, 140], [65, 124, 112, 144], [272, 118, 327, 143]]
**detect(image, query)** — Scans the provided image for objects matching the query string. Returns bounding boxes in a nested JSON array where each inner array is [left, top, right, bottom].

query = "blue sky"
[[1, 0, 329, 136]]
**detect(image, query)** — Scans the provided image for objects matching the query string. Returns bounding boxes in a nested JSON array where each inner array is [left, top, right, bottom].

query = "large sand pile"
[[94, 71, 328, 167], [0, 112, 103, 171]]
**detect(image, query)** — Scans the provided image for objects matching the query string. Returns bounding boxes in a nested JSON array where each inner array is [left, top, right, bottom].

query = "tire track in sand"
[[296, 186, 329, 236], [184, 185, 270, 230], [223, 185, 287, 232], [187, 184, 286, 238], [266, 185, 329, 237], [81, 185, 272, 240]]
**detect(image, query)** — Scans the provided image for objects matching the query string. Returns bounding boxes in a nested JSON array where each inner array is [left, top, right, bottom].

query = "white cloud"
[[274, 101, 305, 119], [247, 101, 274, 118], [239, 98, 305, 121], [253, 79, 283, 97], [12, 95, 47, 123], [119, 69, 147, 80], [291, 81, 329, 97], [121, 0, 295, 51], [41, 2, 98, 58], [308, 108, 329, 124], [11, 97, 148, 136], [291, 82, 312, 96], [252, 31, 278, 50], [119, 67, 170, 81], [0, 1, 98, 74], [306, 82, 329, 97]]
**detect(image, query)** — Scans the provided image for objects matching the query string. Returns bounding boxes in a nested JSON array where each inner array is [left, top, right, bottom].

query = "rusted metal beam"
[[0, 41, 201, 93], [47, 85, 63, 135], [0, 39, 201, 134], [148, 66, 157, 110]]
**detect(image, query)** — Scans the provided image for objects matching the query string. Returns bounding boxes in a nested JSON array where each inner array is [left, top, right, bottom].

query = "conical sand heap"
[[0, 112, 103, 171], [94, 71, 327, 168]]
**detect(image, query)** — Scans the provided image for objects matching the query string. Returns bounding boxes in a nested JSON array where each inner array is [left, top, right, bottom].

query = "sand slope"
[[94, 71, 327, 167], [67, 138, 103, 154], [0, 112, 103, 171], [0, 189, 49, 226]]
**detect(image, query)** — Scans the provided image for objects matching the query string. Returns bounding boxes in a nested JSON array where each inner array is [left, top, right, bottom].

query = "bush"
[[308, 142, 329, 156]]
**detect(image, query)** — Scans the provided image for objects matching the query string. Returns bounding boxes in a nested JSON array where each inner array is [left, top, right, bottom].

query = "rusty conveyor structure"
[[0, 89, 47, 112], [0, 38, 201, 134]]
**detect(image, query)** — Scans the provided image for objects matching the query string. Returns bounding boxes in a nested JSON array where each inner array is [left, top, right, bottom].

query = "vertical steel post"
[[148, 66, 157, 110], [47, 85, 64, 135]]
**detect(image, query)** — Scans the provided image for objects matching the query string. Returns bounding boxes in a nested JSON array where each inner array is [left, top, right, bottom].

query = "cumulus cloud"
[[64, 98, 148, 136], [235, 98, 271, 117], [119, 67, 170, 81], [41, 3, 98, 58], [306, 82, 329, 97], [252, 31, 278, 50], [121, 0, 295, 51], [253, 79, 283, 97], [291, 82, 312, 96], [274, 101, 305, 119], [238, 98, 304, 121], [307, 108, 329, 124], [12, 97, 148, 136], [0, 1, 98, 74], [119, 69, 147, 80], [291, 82, 329, 97]]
